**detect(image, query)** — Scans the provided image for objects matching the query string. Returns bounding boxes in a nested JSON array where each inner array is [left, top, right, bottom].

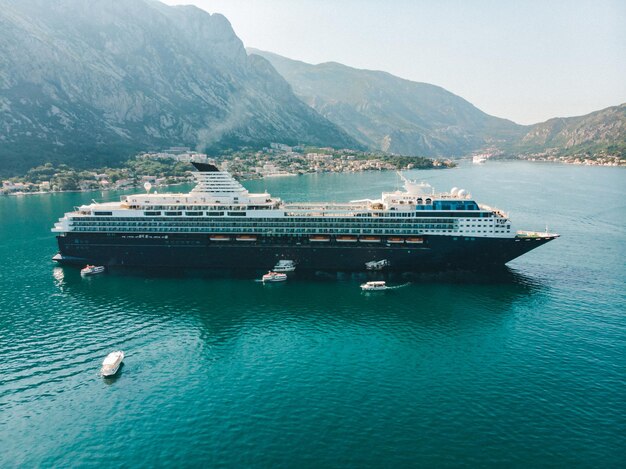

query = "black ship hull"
[[54, 233, 556, 272]]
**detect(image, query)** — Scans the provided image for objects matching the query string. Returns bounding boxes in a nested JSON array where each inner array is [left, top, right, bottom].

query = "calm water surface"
[[1, 162, 625, 467]]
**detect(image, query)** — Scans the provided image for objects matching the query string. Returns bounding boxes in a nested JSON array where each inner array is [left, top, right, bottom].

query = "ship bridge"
[[381, 175, 478, 212]]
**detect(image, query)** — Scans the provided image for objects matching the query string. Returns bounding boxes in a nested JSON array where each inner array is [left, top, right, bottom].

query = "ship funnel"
[[191, 161, 220, 172]]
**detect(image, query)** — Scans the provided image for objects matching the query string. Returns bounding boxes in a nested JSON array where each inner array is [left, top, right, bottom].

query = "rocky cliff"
[[0, 0, 358, 175]]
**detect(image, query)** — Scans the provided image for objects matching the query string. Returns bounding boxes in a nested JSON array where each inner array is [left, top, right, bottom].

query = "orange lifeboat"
[[336, 235, 358, 242], [309, 235, 331, 242], [387, 237, 405, 244], [406, 237, 424, 244], [359, 236, 381, 243], [235, 235, 257, 242]]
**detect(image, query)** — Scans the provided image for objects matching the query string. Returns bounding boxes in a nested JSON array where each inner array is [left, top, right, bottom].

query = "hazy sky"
[[162, 0, 625, 125]]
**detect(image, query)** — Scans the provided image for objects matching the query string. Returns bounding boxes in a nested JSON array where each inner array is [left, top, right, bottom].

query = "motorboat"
[[101, 350, 124, 377], [365, 259, 389, 271], [360, 281, 389, 291], [273, 259, 296, 272], [261, 271, 288, 282], [472, 154, 488, 164], [80, 265, 105, 276]]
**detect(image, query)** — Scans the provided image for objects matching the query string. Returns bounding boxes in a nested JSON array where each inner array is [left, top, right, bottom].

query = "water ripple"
[[1, 163, 625, 467]]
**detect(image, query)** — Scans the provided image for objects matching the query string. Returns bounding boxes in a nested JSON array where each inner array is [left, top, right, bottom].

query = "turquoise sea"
[[1, 161, 625, 467]]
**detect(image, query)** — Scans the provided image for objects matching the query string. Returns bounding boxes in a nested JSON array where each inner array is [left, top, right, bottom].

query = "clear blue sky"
[[162, 0, 626, 125]]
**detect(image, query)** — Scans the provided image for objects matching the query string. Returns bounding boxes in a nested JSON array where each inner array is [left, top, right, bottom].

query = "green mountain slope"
[[249, 48, 525, 157], [0, 0, 358, 176], [513, 104, 626, 158]]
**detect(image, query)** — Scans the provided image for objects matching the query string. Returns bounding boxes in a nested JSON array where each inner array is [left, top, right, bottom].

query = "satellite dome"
[[457, 189, 467, 198], [450, 187, 459, 196]]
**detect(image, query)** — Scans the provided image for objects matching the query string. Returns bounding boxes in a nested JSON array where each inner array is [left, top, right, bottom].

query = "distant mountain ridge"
[[513, 104, 626, 158], [249, 49, 625, 160], [0, 0, 622, 177], [0, 0, 358, 176], [248, 48, 525, 157]]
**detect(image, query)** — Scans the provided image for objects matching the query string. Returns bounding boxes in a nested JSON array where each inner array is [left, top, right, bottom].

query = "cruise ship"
[[52, 162, 558, 272]]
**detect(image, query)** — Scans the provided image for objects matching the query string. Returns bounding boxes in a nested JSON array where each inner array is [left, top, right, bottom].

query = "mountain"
[[248, 48, 525, 157], [513, 104, 626, 158], [0, 0, 358, 176]]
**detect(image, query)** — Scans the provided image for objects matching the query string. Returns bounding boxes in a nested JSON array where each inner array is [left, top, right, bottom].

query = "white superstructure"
[[53, 162, 524, 240]]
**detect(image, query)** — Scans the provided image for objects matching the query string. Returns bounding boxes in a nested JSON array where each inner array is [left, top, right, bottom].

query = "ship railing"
[[480, 204, 508, 218], [435, 193, 470, 200], [284, 203, 369, 210], [68, 224, 443, 235]]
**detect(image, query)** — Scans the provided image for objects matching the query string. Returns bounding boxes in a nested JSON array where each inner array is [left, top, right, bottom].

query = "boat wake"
[[384, 282, 411, 290]]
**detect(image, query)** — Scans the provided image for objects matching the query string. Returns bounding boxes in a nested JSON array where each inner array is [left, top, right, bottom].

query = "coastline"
[[2, 165, 449, 197], [510, 154, 625, 167], [4, 157, 623, 197], [2, 148, 454, 196], [514, 157, 624, 167]]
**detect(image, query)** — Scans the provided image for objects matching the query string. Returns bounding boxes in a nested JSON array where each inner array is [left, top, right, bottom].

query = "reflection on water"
[[51, 264, 544, 314], [45, 262, 547, 360], [52, 266, 66, 292], [54, 262, 545, 288]]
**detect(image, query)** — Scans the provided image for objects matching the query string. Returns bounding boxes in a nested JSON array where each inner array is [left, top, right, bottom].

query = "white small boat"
[[81, 265, 105, 276], [273, 259, 296, 272], [365, 259, 389, 271], [472, 154, 488, 164], [101, 350, 124, 377], [360, 281, 389, 291], [262, 271, 288, 282]]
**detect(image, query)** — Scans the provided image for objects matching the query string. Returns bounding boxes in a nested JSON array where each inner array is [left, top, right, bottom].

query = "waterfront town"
[[1, 145, 453, 195], [515, 152, 625, 166], [5, 141, 622, 196]]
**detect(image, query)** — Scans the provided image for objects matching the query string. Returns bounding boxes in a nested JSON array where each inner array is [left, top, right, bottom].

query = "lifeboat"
[[309, 235, 330, 242], [406, 237, 424, 244], [387, 237, 405, 244], [236, 235, 257, 242], [336, 235, 358, 242], [210, 235, 231, 241], [359, 236, 381, 242]]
